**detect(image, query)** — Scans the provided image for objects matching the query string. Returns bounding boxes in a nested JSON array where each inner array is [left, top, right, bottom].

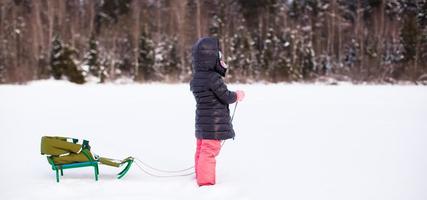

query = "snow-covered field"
[[0, 81, 426, 200]]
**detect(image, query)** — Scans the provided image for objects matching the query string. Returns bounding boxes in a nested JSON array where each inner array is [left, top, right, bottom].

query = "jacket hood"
[[191, 37, 227, 77]]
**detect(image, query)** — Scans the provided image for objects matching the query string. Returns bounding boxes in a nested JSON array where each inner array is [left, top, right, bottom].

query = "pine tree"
[[260, 28, 276, 80], [400, 11, 420, 63], [86, 36, 99, 77], [95, 0, 132, 33], [418, 0, 427, 67], [301, 44, 316, 80], [288, 0, 303, 19], [209, 14, 222, 37], [0, 63, 5, 84], [137, 30, 155, 81], [153, 36, 181, 82], [50, 36, 85, 84], [383, 38, 404, 66], [116, 37, 133, 77], [153, 40, 167, 81], [51, 37, 63, 80], [227, 24, 253, 82], [166, 37, 181, 81], [238, 0, 277, 29], [81, 35, 105, 83], [273, 30, 297, 82], [385, 0, 402, 17], [418, 0, 427, 28], [344, 39, 359, 68], [0, 51, 5, 83]]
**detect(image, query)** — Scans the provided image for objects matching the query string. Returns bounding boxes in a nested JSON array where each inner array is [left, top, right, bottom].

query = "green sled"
[[41, 136, 134, 182]]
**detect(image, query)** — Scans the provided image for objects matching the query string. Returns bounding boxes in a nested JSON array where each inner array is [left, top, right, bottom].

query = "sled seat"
[[47, 149, 99, 182]]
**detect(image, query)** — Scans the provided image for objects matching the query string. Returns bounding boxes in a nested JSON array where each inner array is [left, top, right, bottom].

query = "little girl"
[[190, 37, 245, 186]]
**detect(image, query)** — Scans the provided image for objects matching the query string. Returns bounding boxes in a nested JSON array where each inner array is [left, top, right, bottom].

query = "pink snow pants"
[[195, 139, 222, 186]]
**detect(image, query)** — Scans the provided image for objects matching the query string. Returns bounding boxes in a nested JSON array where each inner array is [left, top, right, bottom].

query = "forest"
[[0, 0, 426, 84]]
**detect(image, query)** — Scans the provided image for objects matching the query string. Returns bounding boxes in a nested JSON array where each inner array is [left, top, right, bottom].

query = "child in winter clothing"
[[190, 37, 245, 186]]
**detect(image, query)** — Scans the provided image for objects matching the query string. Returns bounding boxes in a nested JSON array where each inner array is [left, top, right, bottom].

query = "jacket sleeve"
[[209, 74, 237, 104]]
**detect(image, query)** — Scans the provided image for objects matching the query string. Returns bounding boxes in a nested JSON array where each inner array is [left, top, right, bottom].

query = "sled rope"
[[230, 101, 238, 123], [222, 102, 238, 146], [135, 157, 194, 173], [134, 159, 195, 177], [135, 102, 239, 177]]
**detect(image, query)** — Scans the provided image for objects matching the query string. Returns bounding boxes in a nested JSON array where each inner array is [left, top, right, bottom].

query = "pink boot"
[[195, 139, 221, 186]]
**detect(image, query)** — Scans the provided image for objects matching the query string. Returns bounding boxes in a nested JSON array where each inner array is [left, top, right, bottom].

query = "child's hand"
[[236, 90, 245, 102]]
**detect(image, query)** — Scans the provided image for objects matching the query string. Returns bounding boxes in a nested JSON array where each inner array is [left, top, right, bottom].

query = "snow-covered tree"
[[227, 25, 253, 82], [0, 63, 5, 83], [1, 0, 426, 83], [271, 30, 296, 82], [417, 0, 427, 67], [418, 0, 427, 28], [81, 36, 107, 83], [300, 44, 316, 79], [94, 0, 132, 33], [165, 37, 181, 82], [344, 39, 359, 69], [400, 7, 420, 63], [153, 39, 168, 81], [288, 0, 304, 19], [209, 14, 222, 37], [115, 36, 133, 77], [0, 47, 5, 83], [137, 30, 155, 81], [260, 27, 282, 81], [153, 36, 181, 82], [382, 38, 404, 74], [50, 37, 85, 84], [86, 36, 100, 77], [385, 0, 402, 17], [159, 37, 181, 82], [51, 37, 63, 80]]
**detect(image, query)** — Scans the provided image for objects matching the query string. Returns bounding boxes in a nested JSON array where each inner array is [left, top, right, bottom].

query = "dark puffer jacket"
[[190, 37, 237, 140]]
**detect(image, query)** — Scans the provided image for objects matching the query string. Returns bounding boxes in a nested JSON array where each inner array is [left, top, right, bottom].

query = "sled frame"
[[47, 149, 99, 183]]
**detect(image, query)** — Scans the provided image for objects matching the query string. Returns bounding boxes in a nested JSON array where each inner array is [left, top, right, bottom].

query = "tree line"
[[0, 0, 426, 84]]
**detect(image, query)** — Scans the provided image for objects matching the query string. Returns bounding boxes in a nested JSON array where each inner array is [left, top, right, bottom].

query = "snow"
[[80, 64, 90, 72], [1, 81, 427, 200]]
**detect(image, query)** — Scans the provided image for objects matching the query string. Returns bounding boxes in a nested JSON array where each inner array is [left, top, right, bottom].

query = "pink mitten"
[[236, 90, 245, 102]]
